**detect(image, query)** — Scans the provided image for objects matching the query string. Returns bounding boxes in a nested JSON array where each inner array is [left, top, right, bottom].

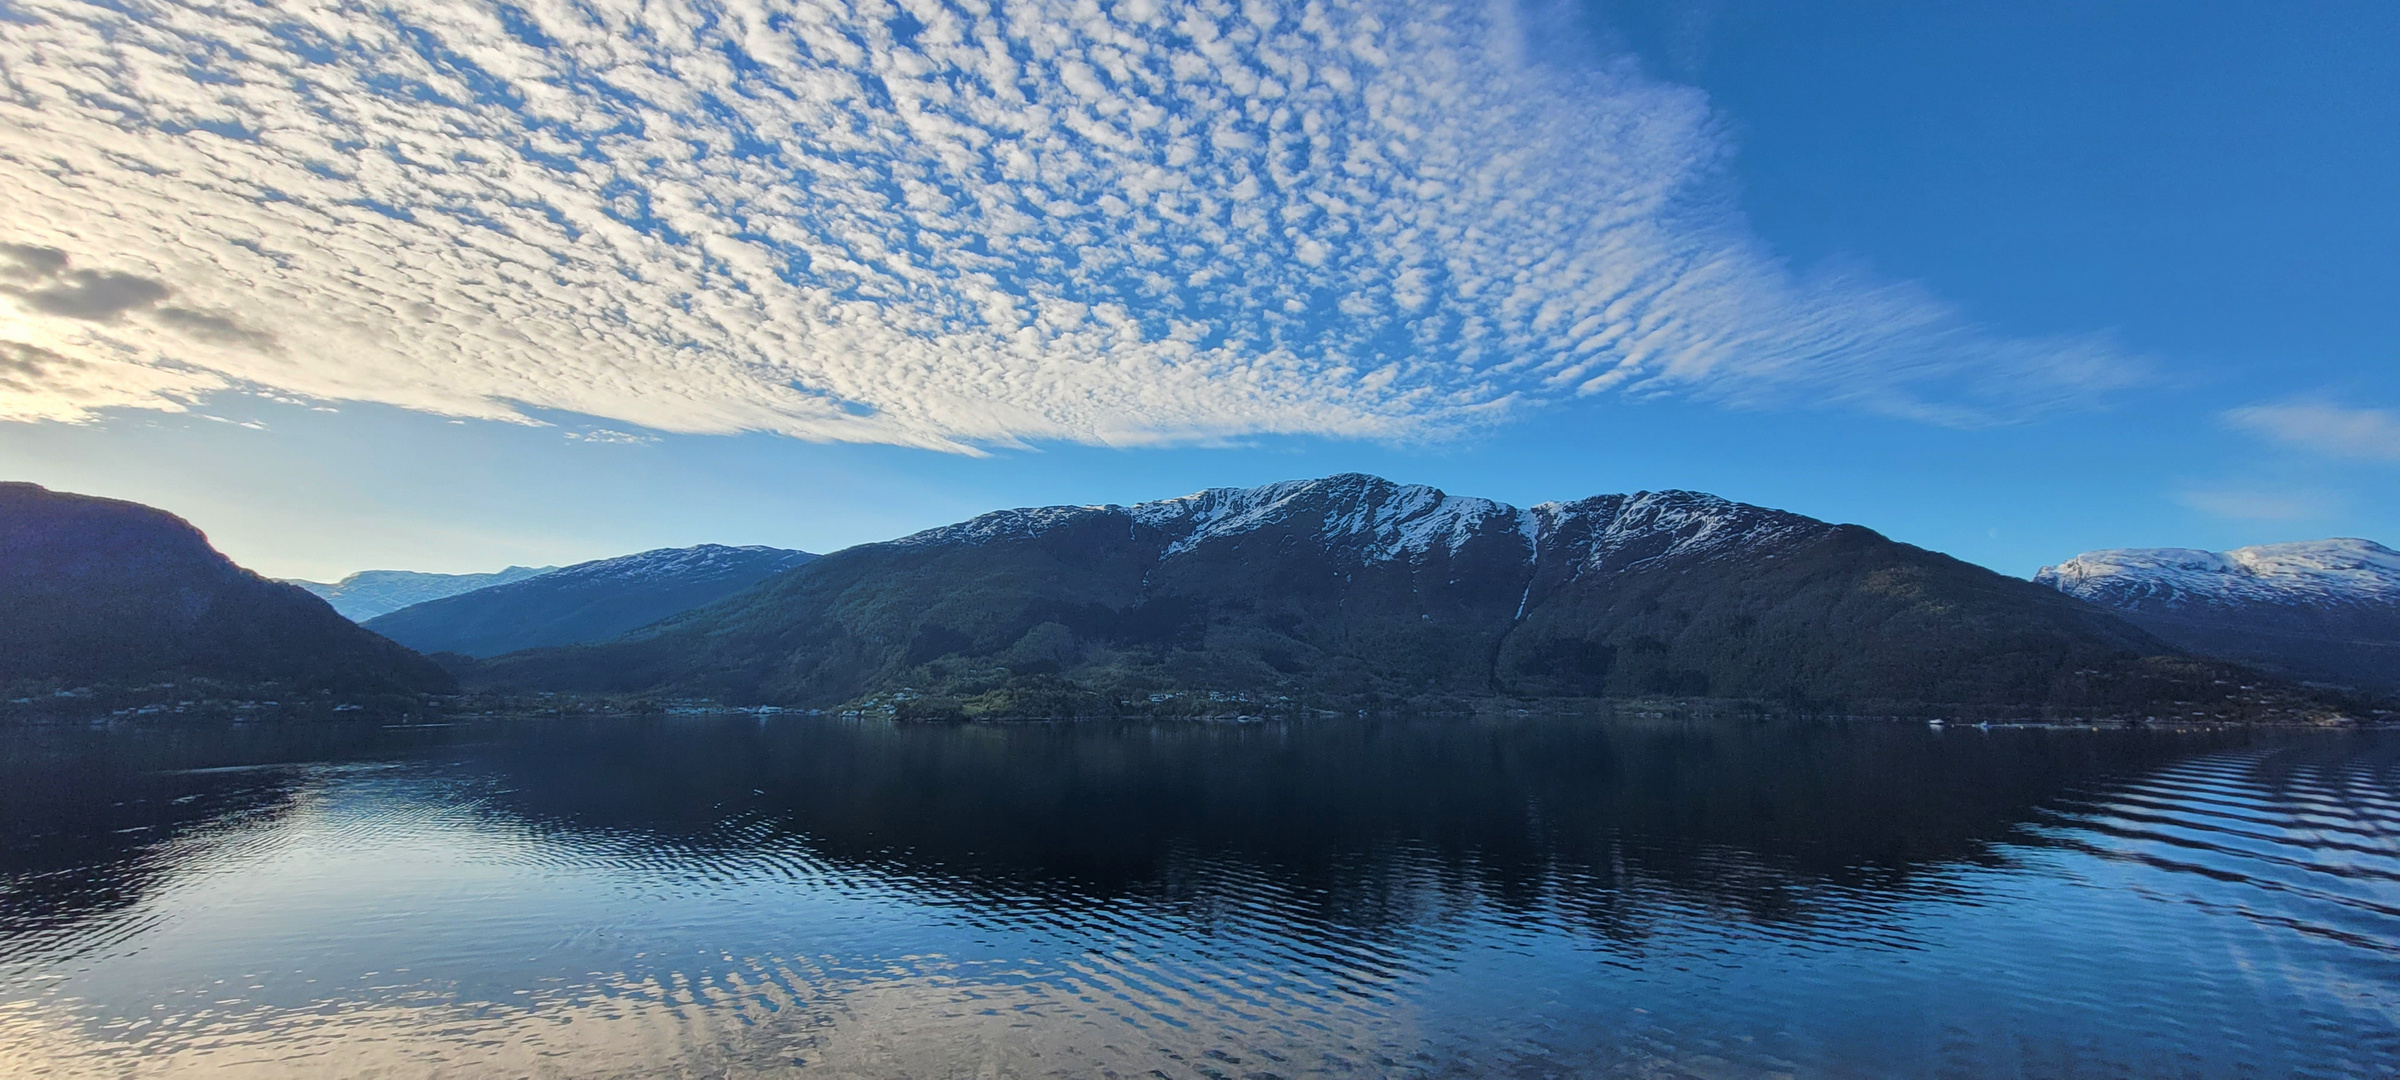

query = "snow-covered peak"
[[895, 475, 1825, 570], [1132, 473, 1519, 558], [1533, 489, 1824, 569], [2036, 538, 2400, 609], [897, 474, 1507, 555], [896, 505, 1121, 548]]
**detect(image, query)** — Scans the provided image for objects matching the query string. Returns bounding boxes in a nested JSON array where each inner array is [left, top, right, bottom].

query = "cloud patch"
[[2225, 401, 2400, 463], [12, 270, 172, 321], [0, 339, 225, 422], [0, 245, 177, 323], [0, 0, 2143, 445], [566, 428, 659, 445], [155, 306, 279, 350], [0, 245, 69, 282]]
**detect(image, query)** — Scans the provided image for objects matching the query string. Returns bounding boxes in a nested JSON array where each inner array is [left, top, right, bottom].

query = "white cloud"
[[566, 428, 658, 445], [0, 0, 2143, 449], [0, 339, 226, 423], [2225, 401, 2400, 462]]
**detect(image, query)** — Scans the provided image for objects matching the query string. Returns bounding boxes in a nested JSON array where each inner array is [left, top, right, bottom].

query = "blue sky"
[[0, 0, 2393, 580]]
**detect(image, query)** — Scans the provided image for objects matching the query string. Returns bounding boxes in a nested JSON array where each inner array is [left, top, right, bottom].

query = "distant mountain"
[[364, 545, 818, 658], [0, 483, 452, 694], [287, 566, 557, 621], [479, 475, 2277, 718], [2037, 540, 2400, 692]]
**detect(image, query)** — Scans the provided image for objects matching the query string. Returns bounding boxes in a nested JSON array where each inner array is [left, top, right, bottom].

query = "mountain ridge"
[[2036, 539, 2400, 609], [287, 566, 558, 621], [365, 544, 818, 658], [477, 474, 2286, 718], [2037, 539, 2400, 691]]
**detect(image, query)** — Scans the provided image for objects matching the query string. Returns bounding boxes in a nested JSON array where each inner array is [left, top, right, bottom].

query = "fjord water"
[[0, 718, 2393, 1078]]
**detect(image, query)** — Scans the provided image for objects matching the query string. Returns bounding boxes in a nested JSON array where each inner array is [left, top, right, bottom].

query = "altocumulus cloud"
[[0, 0, 2142, 447]]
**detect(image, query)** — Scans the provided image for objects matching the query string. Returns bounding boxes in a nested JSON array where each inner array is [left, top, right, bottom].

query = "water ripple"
[[0, 720, 2394, 1077]]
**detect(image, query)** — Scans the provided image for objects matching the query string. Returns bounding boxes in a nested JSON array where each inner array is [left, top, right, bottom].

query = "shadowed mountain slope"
[[287, 566, 557, 621], [479, 475, 2251, 717], [365, 545, 817, 658], [0, 483, 452, 694]]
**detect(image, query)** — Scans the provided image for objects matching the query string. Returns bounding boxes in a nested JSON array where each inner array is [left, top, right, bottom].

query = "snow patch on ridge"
[[1131, 474, 1519, 559], [1536, 490, 1823, 572], [531, 545, 814, 585], [898, 506, 1120, 548]]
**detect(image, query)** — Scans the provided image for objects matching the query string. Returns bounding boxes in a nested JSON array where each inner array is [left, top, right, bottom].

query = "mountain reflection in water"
[[0, 716, 2393, 1078]]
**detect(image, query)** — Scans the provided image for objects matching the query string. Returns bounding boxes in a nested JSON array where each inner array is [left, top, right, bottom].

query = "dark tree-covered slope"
[[364, 545, 816, 658], [478, 475, 2234, 715], [0, 483, 452, 694]]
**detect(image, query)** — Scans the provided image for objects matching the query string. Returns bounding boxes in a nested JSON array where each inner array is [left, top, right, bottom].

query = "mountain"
[[478, 475, 2278, 718], [2036, 540, 2400, 691], [287, 566, 557, 621], [0, 483, 452, 694], [363, 545, 818, 658]]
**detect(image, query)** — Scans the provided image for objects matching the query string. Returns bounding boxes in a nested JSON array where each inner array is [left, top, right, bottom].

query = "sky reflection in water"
[[1, 716, 2394, 1078]]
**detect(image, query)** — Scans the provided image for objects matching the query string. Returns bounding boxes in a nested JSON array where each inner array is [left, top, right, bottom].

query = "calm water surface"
[[0, 716, 2394, 1078]]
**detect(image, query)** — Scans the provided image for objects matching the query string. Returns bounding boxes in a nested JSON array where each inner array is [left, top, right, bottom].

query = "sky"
[[0, 0, 2393, 581]]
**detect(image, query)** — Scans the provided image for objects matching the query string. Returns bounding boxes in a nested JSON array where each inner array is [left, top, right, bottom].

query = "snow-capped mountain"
[[905, 473, 1826, 573], [286, 565, 557, 622], [364, 544, 816, 658], [2036, 539, 2400, 691], [483, 474, 2222, 716], [2036, 539, 2400, 609]]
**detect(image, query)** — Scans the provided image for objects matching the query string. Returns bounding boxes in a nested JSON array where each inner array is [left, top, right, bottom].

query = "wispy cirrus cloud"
[[2225, 401, 2400, 462], [0, 0, 2143, 449]]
